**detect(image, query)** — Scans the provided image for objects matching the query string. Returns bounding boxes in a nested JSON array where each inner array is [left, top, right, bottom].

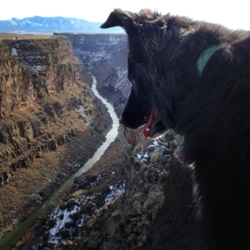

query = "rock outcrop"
[[0, 34, 111, 238], [19, 131, 207, 250]]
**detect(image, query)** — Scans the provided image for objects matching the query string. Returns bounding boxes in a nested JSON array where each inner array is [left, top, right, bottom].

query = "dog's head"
[[120, 53, 168, 138], [101, 9, 174, 139]]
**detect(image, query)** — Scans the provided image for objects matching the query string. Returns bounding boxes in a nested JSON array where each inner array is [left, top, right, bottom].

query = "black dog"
[[101, 9, 250, 250]]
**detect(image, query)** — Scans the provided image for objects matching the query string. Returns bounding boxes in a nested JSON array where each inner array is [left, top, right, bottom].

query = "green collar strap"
[[197, 43, 226, 77]]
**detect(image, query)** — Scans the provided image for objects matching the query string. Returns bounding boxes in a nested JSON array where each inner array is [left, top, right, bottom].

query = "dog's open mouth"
[[143, 109, 162, 139]]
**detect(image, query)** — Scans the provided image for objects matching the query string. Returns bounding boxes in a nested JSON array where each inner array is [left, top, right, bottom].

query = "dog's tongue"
[[143, 110, 156, 139]]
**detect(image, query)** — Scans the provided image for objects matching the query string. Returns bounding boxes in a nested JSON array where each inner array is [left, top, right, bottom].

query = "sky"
[[1, 0, 250, 30]]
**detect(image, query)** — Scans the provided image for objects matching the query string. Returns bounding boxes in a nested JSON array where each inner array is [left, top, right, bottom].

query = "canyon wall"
[[0, 34, 111, 237], [55, 33, 131, 117]]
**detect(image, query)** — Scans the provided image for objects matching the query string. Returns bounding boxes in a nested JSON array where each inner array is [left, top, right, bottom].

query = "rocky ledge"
[[17, 130, 207, 250]]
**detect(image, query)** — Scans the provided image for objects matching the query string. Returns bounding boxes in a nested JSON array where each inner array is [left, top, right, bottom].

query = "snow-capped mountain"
[[0, 16, 123, 33]]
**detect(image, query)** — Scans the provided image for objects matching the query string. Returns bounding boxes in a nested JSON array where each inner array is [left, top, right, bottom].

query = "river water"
[[0, 76, 120, 250]]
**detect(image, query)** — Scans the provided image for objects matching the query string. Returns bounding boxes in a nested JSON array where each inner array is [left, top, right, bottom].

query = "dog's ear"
[[100, 10, 124, 29], [101, 9, 134, 31]]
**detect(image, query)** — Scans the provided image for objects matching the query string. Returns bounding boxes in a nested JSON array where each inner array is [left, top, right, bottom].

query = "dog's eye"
[[131, 80, 136, 85]]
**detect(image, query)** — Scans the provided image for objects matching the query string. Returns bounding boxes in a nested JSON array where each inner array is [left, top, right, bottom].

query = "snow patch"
[[48, 203, 81, 244], [11, 48, 17, 56], [76, 105, 91, 126], [104, 181, 125, 204]]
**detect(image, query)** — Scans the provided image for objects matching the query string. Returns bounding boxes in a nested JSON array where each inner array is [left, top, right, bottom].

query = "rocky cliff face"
[[55, 33, 130, 117], [0, 34, 111, 238], [0, 41, 35, 118]]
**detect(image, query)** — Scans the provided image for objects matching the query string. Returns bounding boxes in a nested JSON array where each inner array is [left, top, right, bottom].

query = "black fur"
[[101, 9, 250, 249]]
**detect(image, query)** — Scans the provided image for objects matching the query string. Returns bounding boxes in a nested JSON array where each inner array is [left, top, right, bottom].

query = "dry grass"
[[0, 33, 56, 40]]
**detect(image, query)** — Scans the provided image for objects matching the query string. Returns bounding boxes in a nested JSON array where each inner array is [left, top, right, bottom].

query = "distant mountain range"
[[0, 16, 123, 33]]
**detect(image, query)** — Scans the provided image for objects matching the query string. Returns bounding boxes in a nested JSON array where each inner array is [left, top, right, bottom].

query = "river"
[[0, 75, 120, 250]]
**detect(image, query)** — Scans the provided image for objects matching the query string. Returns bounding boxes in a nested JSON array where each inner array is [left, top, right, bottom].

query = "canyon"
[[56, 32, 130, 116], [0, 33, 111, 240], [0, 32, 207, 250]]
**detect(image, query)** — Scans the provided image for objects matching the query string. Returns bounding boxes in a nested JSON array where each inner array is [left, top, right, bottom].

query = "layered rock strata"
[[0, 34, 111, 237]]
